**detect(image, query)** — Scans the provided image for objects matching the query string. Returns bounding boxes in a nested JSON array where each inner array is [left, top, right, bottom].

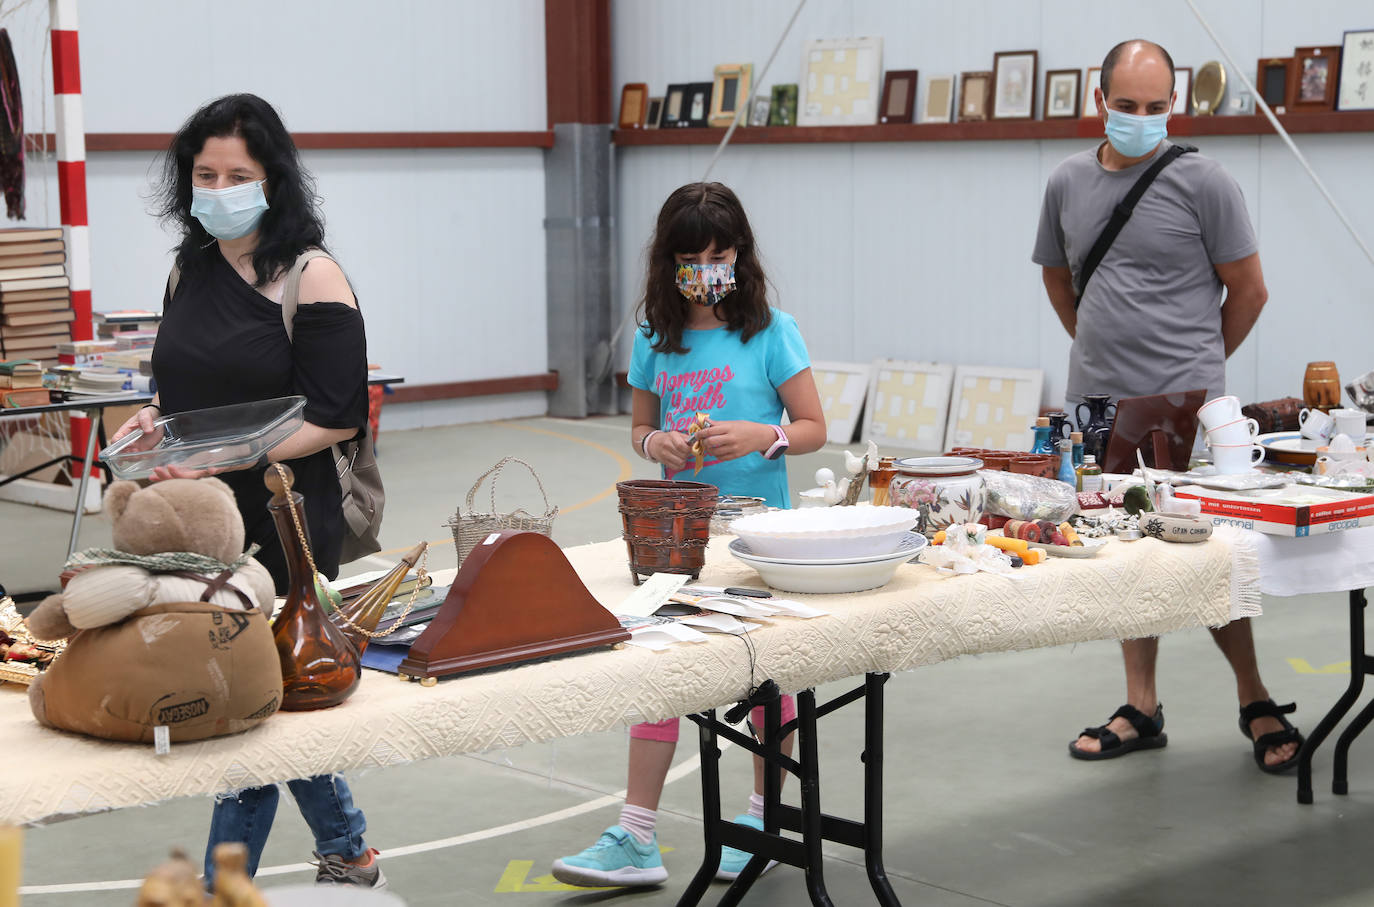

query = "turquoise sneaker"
[[551, 825, 668, 887], [716, 814, 779, 881]]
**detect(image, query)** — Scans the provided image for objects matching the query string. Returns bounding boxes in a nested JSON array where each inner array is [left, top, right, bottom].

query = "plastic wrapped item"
[[981, 470, 1078, 522], [918, 523, 1015, 576]]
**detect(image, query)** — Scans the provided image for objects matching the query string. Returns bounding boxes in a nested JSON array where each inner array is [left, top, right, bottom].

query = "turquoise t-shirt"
[[628, 310, 810, 508]]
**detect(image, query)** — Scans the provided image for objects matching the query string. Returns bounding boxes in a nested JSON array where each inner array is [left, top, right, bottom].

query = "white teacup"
[[1210, 441, 1265, 474], [1204, 416, 1259, 447], [1198, 395, 1242, 432], [1332, 408, 1367, 441], [1299, 407, 1335, 442]]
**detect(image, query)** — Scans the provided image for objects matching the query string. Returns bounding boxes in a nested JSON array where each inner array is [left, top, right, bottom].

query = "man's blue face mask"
[[1103, 108, 1169, 159]]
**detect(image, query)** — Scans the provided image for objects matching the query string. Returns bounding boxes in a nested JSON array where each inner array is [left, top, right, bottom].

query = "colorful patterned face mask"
[[675, 262, 736, 306]]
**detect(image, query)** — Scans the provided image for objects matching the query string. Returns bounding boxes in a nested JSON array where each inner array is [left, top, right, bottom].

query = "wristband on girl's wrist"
[[639, 430, 661, 462]]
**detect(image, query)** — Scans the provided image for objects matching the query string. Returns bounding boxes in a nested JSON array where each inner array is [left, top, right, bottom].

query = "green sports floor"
[[6, 414, 1373, 906]]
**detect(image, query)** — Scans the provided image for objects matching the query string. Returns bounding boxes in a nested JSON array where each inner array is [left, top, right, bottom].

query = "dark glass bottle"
[[332, 541, 428, 657], [265, 464, 360, 711]]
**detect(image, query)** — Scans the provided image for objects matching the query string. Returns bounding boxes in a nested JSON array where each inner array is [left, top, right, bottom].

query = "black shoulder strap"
[[1074, 143, 1196, 311]]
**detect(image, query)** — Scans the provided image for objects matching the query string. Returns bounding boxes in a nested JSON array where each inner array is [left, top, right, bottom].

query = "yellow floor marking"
[[495, 845, 675, 892], [1288, 657, 1351, 674], [367, 421, 633, 560]]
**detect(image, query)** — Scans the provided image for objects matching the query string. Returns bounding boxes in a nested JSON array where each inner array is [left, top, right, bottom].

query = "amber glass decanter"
[[266, 464, 360, 710], [331, 541, 428, 658]]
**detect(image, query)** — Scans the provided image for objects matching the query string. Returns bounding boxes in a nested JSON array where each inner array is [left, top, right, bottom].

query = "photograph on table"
[[920, 73, 956, 122], [862, 360, 954, 451], [617, 83, 648, 130], [957, 70, 992, 122], [682, 81, 713, 127], [1291, 45, 1341, 110], [943, 365, 1044, 452], [811, 361, 872, 445], [768, 83, 798, 125], [1044, 69, 1081, 119], [709, 63, 753, 127], [661, 84, 688, 128], [1257, 58, 1291, 112], [1172, 66, 1192, 114], [1082, 67, 1102, 117], [878, 69, 918, 124], [797, 37, 883, 126], [992, 50, 1037, 120], [748, 94, 771, 126], [1337, 29, 1374, 111], [644, 96, 664, 129]]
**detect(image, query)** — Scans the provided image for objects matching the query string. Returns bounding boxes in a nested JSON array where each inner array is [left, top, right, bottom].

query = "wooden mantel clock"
[[398, 530, 629, 681]]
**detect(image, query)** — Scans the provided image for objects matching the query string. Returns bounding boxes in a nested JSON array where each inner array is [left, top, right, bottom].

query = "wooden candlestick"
[[399, 530, 629, 680]]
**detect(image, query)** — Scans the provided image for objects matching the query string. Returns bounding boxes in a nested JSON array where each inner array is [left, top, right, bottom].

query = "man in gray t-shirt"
[[1034, 40, 1300, 774]]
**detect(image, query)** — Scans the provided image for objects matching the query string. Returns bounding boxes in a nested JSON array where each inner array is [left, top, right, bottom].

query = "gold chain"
[[272, 463, 428, 640]]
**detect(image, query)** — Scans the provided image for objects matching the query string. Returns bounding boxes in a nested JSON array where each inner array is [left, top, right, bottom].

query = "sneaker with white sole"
[[313, 850, 387, 889], [551, 825, 668, 887], [716, 814, 779, 881]]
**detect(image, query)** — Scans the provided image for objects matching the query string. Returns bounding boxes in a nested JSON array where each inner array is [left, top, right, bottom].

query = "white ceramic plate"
[[728, 539, 920, 594], [1257, 431, 1374, 467], [730, 506, 919, 559], [727, 533, 927, 566]]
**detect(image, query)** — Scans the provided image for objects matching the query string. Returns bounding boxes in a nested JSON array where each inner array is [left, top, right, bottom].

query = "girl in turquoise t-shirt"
[[552, 182, 825, 888]]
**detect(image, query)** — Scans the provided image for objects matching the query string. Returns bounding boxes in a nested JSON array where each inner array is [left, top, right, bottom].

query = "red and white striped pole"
[[50, 0, 89, 342]]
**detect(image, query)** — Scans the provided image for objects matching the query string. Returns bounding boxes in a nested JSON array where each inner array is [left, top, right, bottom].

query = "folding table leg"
[[1298, 589, 1368, 804], [796, 690, 835, 907], [677, 711, 723, 907], [863, 673, 902, 907]]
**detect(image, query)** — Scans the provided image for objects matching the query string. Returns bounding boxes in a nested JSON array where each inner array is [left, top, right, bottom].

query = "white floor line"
[[20, 743, 727, 896]]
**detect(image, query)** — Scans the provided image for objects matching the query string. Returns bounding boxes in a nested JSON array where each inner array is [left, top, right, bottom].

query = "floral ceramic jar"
[[889, 456, 987, 537]]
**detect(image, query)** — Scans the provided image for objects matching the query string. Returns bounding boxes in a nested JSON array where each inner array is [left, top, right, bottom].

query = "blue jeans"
[[204, 774, 368, 885]]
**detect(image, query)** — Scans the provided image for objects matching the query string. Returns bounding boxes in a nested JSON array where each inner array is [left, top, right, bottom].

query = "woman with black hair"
[[109, 93, 382, 890]]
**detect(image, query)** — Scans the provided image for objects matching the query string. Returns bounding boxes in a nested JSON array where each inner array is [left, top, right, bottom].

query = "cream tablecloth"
[[0, 530, 1259, 826]]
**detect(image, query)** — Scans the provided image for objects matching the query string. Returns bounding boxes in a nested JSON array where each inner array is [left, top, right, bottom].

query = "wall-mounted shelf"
[[612, 111, 1374, 146], [29, 131, 556, 153]]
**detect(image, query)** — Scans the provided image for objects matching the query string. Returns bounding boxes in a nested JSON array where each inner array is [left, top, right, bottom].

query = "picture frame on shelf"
[[862, 360, 955, 452], [812, 361, 874, 445], [1220, 86, 1255, 116], [992, 50, 1037, 120], [1290, 45, 1341, 111], [920, 73, 956, 123], [1172, 66, 1192, 114], [748, 95, 771, 126], [709, 63, 753, 127], [644, 96, 664, 129], [944, 365, 1044, 452], [878, 69, 918, 124], [1081, 67, 1102, 117], [957, 70, 992, 122], [1044, 69, 1080, 119], [798, 37, 884, 126], [662, 84, 689, 128], [617, 83, 648, 130], [1257, 58, 1291, 113], [683, 82, 713, 127], [1193, 60, 1226, 115], [1337, 28, 1374, 111], [768, 83, 798, 126]]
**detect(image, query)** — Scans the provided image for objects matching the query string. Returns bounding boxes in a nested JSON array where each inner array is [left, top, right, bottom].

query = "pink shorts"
[[630, 694, 797, 743]]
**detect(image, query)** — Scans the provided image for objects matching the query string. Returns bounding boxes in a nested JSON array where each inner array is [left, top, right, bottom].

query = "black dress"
[[151, 249, 368, 592]]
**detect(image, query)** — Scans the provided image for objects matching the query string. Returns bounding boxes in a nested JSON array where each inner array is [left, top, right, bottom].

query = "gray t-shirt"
[[1032, 140, 1258, 404]]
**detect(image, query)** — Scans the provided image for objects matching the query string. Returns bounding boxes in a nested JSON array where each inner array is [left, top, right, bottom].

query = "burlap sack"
[[29, 601, 282, 743]]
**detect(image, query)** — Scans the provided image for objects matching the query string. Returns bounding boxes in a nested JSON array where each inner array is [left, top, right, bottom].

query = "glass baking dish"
[[99, 395, 307, 480]]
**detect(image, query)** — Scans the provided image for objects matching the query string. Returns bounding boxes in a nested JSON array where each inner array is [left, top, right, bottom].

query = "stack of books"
[[94, 309, 161, 338], [0, 227, 70, 363], [0, 358, 42, 388]]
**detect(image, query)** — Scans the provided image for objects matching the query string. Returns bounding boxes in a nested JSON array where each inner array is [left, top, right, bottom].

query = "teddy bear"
[[26, 478, 284, 743]]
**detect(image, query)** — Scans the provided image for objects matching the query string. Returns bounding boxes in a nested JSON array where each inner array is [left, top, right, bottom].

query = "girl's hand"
[[647, 430, 693, 471], [149, 463, 226, 482], [693, 421, 774, 462], [109, 406, 165, 451]]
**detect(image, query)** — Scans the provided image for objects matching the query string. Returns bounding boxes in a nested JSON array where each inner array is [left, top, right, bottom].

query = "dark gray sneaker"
[[313, 850, 388, 889]]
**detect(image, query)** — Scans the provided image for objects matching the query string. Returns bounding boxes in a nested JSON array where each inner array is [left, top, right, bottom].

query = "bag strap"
[[279, 248, 334, 341], [465, 457, 553, 516], [1074, 143, 1195, 312]]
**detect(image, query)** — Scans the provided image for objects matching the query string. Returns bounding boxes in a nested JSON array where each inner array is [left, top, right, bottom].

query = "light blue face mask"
[[190, 180, 269, 240], [1104, 109, 1169, 159]]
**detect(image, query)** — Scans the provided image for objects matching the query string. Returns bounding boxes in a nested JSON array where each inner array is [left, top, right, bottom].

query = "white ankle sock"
[[746, 792, 765, 820], [619, 804, 657, 845]]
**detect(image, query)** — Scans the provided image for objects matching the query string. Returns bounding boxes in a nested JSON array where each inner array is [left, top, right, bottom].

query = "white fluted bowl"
[[728, 505, 919, 559]]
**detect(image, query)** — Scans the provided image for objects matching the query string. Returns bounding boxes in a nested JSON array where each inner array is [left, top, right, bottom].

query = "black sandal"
[[1069, 704, 1167, 761], [1239, 699, 1304, 774]]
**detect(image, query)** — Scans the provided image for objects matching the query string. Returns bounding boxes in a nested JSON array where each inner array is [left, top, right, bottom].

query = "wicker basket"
[[616, 479, 718, 585], [447, 458, 558, 566]]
